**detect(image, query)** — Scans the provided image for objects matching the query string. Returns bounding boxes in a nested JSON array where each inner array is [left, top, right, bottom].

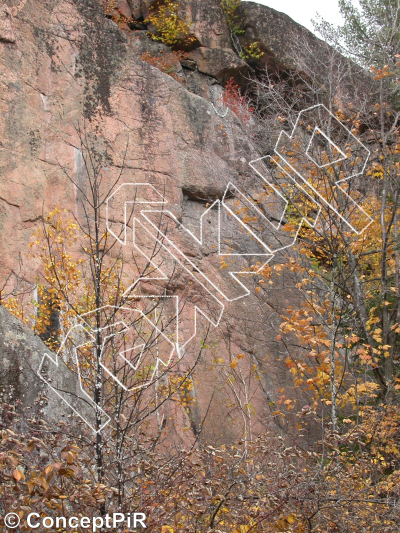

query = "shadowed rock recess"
[[0, 0, 333, 444]]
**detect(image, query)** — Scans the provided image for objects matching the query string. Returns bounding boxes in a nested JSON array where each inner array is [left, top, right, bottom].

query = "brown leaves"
[[66, 452, 74, 465], [37, 476, 49, 491]]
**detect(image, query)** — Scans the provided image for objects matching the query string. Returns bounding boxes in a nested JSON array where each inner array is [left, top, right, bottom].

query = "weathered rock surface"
[[0, 305, 44, 414], [126, 30, 185, 83], [0, 305, 81, 426], [237, 0, 324, 71], [188, 46, 248, 84], [0, 6, 16, 43]]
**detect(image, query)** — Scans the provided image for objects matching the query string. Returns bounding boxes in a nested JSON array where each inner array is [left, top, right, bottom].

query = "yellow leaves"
[[342, 382, 381, 407], [145, 1, 195, 46], [232, 526, 251, 533], [161, 526, 174, 533], [372, 334, 382, 343], [366, 310, 380, 331], [230, 359, 238, 369], [391, 323, 400, 333], [245, 402, 255, 414]]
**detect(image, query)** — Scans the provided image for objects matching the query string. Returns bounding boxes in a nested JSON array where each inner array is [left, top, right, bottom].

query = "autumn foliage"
[[220, 78, 254, 125]]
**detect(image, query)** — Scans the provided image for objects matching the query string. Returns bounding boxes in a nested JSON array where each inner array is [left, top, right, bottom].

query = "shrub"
[[141, 51, 186, 84], [219, 77, 254, 125], [221, 1, 264, 62], [145, 1, 195, 47], [101, 0, 116, 14], [100, 0, 133, 30], [220, 0, 245, 35], [239, 41, 265, 60]]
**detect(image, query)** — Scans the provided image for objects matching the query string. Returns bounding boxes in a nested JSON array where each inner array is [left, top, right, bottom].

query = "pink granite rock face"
[[0, 6, 16, 43], [188, 46, 248, 84], [0, 0, 311, 446]]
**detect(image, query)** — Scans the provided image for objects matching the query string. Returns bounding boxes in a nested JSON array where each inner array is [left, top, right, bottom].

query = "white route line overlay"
[[274, 104, 372, 235], [38, 104, 372, 432], [38, 305, 176, 433]]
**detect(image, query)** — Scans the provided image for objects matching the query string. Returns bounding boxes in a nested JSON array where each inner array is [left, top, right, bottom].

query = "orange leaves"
[[370, 64, 395, 80], [391, 323, 400, 334], [13, 468, 24, 482], [357, 347, 372, 364], [347, 334, 360, 345], [45, 463, 60, 476], [283, 398, 294, 410], [36, 475, 49, 492], [141, 51, 186, 84], [219, 78, 255, 125], [101, 1, 133, 30], [280, 308, 325, 348]]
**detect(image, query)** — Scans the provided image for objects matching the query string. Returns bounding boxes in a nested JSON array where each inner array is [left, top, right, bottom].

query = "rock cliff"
[[0, 0, 329, 445]]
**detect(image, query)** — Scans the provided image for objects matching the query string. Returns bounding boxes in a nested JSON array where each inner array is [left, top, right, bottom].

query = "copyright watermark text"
[[4, 512, 146, 531]]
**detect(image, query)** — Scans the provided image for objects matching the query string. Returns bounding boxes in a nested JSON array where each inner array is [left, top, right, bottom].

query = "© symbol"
[[4, 513, 21, 529]]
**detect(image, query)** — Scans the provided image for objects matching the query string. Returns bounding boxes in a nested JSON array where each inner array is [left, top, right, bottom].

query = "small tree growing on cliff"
[[16, 122, 212, 514], [145, 1, 196, 48]]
